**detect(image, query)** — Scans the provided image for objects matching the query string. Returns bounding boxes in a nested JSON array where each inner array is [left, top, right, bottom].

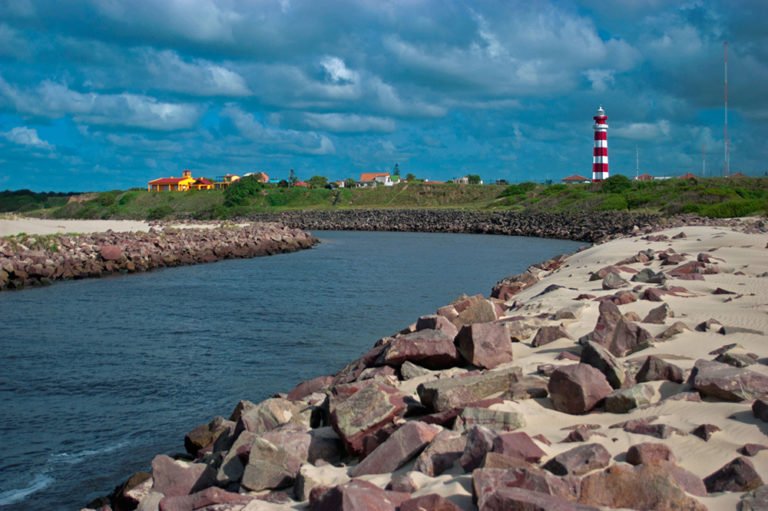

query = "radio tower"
[[592, 106, 609, 182], [702, 144, 707, 177], [724, 41, 730, 177]]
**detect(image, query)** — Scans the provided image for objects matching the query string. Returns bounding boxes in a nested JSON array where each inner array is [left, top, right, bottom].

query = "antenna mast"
[[635, 146, 639, 179], [724, 41, 729, 177], [702, 143, 706, 177]]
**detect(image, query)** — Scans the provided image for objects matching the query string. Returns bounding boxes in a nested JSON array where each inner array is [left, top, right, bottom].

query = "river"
[[0, 230, 584, 510]]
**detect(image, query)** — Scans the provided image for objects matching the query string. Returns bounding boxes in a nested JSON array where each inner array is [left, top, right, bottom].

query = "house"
[[147, 169, 196, 192], [422, 179, 444, 184], [561, 174, 591, 184], [679, 172, 697, 180], [192, 177, 214, 190], [294, 181, 309, 188], [359, 172, 394, 187], [635, 173, 654, 181], [729, 172, 747, 178], [214, 174, 241, 189], [244, 171, 270, 183], [452, 176, 484, 185]]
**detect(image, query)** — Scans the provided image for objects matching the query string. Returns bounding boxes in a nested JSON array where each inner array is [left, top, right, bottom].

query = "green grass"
[[9, 176, 768, 220]]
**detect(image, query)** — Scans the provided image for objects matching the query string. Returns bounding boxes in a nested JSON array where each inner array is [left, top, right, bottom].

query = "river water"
[[0, 231, 584, 510]]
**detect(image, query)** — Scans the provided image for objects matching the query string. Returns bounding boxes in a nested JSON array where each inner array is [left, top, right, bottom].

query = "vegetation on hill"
[[3, 175, 766, 221]]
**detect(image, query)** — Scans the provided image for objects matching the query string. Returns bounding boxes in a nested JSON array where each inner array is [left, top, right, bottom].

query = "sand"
[[0, 216, 151, 237]]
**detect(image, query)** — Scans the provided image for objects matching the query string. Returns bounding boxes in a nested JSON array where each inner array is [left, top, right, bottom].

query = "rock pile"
[[82, 224, 768, 511], [0, 223, 317, 291]]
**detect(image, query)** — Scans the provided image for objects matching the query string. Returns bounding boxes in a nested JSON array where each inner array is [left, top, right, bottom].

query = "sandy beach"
[[64, 221, 768, 509], [0, 216, 151, 237]]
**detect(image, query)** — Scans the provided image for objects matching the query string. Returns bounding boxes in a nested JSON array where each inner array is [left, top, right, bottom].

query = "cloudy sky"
[[1, 0, 766, 192]]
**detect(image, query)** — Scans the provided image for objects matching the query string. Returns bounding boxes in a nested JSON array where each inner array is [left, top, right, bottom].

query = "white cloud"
[[585, 69, 615, 92], [141, 50, 251, 97], [613, 120, 671, 140], [303, 113, 395, 133], [0, 77, 201, 130], [2, 126, 53, 149], [320, 56, 358, 84]]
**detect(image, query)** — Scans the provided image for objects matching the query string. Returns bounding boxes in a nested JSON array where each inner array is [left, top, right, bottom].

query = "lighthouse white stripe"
[[594, 140, 608, 148], [593, 156, 609, 164]]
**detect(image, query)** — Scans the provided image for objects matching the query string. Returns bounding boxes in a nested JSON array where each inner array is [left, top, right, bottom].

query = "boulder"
[[554, 304, 587, 321], [261, 425, 342, 465], [417, 367, 522, 413], [414, 429, 466, 476], [455, 407, 526, 432], [349, 421, 441, 476], [642, 303, 672, 324], [452, 296, 498, 326], [579, 463, 707, 511], [329, 383, 407, 456], [626, 443, 676, 465], [378, 329, 462, 369], [531, 325, 572, 347], [704, 457, 764, 493], [157, 487, 253, 511], [237, 398, 308, 435], [150, 455, 216, 498], [415, 314, 459, 339], [309, 479, 409, 511], [689, 359, 768, 402], [295, 463, 349, 502], [399, 494, 462, 511], [543, 443, 611, 476], [481, 487, 598, 511], [112, 472, 152, 511], [604, 384, 657, 413], [399, 361, 434, 380], [241, 437, 302, 491], [602, 272, 629, 290], [473, 466, 576, 509], [691, 423, 721, 441], [716, 346, 759, 368], [620, 419, 685, 440], [455, 322, 513, 369], [184, 417, 235, 457], [460, 425, 498, 472], [216, 430, 256, 485], [740, 444, 768, 457], [631, 268, 666, 284], [741, 485, 768, 511], [492, 431, 547, 463], [548, 364, 613, 415], [579, 300, 653, 357], [754, 399, 768, 422], [579, 341, 625, 389], [99, 244, 123, 261], [657, 321, 690, 341], [635, 356, 684, 383], [287, 375, 333, 401]]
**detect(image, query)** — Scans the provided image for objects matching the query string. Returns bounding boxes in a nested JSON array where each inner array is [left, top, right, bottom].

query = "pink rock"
[[99, 244, 123, 261], [460, 425, 497, 472], [473, 466, 576, 509], [398, 494, 462, 511], [626, 443, 676, 465], [543, 443, 611, 476], [287, 375, 333, 401], [414, 429, 466, 476], [415, 314, 459, 339], [309, 479, 409, 511], [455, 322, 513, 369], [689, 359, 768, 402], [158, 487, 253, 511], [531, 325, 572, 347], [151, 455, 216, 498], [704, 457, 764, 493], [548, 364, 613, 415], [378, 329, 462, 369], [349, 421, 441, 476], [635, 356, 684, 384], [579, 300, 653, 357], [482, 487, 597, 511], [492, 431, 547, 463], [329, 383, 407, 457]]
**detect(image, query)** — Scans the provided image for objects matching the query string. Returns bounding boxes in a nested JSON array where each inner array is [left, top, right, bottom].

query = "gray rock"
[[580, 341, 625, 389], [605, 384, 657, 413], [417, 367, 522, 413], [543, 443, 611, 476]]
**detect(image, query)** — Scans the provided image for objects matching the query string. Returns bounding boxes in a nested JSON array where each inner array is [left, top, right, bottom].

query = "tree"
[[601, 174, 632, 194], [405, 173, 416, 182], [307, 175, 328, 189], [467, 174, 482, 184], [344, 178, 357, 188]]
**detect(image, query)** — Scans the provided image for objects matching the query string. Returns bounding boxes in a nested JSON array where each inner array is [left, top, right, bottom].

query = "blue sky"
[[1, 0, 766, 192]]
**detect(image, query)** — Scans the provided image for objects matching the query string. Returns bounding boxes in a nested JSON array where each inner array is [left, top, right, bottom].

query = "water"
[[0, 231, 584, 510]]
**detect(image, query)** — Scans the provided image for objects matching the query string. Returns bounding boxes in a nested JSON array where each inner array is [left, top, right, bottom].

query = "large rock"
[[309, 479, 409, 511], [740, 485, 768, 511], [455, 322, 513, 369], [602, 272, 629, 290], [241, 437, 301, 491], [604, 384, 657, 413], [377, 329, 462, 369], [492, 431, 547, 463], [329, 383, 407, 456], [184, 417, 235, 457], [417, 367, 522, 412], [579, 463, 707, 511], [531, 325, 572, 347], [482, 487, 598, 511], [399, 494, 462, 511], [216, 431, 256, 485], [452, 296, 498, 326], [754, 399, 768, 422], [543, 443, 611, 476], [704, 457, 764, 493], [455, 407, 526, 432], [261, 425, 342, 465], [473, 466, 577, 509], [579, 341, 625, 389], [150, 455, 216, 498], [643, 303, 672, 324], [635, 356, 684, 383], [236, 397, 308, 435], [626, 443, 676, 465], [688, 359, 768, 402], [460, 425, 498, 472], [287, 375, 333, 401], [579, 300, 653, 357], [295, 463, 350, 502], [548, 364, 613, 415], [414, 429, 466, 476], [415, 314, 459, 339], [349, 421, 441, 476], [99, 244, 123, 261], [157, 487, 253, 511]]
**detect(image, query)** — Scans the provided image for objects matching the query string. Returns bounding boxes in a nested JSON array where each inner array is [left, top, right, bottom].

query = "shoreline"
[[83, 219, 767, 510], [0, 221, 317, 291]]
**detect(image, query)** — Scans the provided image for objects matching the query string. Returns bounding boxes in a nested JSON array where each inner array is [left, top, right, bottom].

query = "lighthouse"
[[592, 106, 609, 182]]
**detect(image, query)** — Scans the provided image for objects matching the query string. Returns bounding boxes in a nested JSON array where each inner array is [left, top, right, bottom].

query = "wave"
[[0, 473, 54, 506], [48, 438, 133, 466]]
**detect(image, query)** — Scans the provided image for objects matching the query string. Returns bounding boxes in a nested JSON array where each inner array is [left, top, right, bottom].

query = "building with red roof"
[[561, 174, 591, 184], [147, 169, 196, 192]]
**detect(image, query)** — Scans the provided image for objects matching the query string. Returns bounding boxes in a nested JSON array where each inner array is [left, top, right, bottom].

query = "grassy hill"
[[6, 175, 768, 221]]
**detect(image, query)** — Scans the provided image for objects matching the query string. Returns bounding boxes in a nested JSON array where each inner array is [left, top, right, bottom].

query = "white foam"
[[0, 473, 54, 506]]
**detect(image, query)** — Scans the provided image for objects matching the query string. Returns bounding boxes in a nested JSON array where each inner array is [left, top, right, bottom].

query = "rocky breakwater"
[[0, 223, 317, 291], [85, 223, 768, 511], [255, 210, 663, 243]]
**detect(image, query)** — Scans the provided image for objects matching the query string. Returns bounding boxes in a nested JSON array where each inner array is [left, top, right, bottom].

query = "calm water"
[[0, 231, 584, 510]]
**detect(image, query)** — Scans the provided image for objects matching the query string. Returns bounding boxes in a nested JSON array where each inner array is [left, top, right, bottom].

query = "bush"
[[600, 175, 632, 194], [698, 199, 766, 218], [599, 194, 628, 211], [224, 176, 264, 207], [540, 184, 567, 196], [500, 182, 536, 197], [147, 205, 174, 220]]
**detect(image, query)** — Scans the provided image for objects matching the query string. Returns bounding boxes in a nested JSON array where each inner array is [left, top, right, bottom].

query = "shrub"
[[500, 182, 536, 197], [698, 199, 765, 218], [540, 184, 567, 196], [599, 194, 628, 211], [147, 205, 174, 220], [97, 191, 120, 207], [600, 175, 632, 194], [118, 191, 138, 206], [224, 176, 264, 207]]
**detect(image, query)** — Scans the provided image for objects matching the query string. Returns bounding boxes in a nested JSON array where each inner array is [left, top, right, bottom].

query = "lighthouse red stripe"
[[593, 148, 608, 157], [594, 132, 607, 140]]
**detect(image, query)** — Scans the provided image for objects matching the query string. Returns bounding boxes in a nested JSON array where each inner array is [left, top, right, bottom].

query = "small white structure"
[[359, 172, 394, 187]]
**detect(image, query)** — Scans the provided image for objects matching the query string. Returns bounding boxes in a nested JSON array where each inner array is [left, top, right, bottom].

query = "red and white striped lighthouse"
[[592, 105, 609, 182]]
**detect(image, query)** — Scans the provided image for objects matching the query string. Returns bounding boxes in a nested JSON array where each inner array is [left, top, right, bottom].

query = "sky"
[[1, 0, 767, 192]]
